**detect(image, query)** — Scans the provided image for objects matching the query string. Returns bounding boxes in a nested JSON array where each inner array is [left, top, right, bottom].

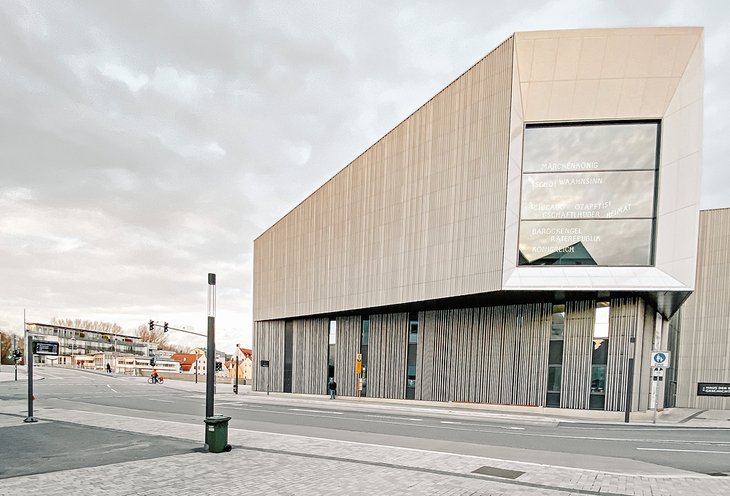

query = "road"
[[3, 366, 730, 477]]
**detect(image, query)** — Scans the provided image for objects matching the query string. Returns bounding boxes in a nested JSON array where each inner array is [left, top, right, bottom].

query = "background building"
[[228, 347, 253, 384], [252, 27, 709, 412], [24, 322, 181, 376]]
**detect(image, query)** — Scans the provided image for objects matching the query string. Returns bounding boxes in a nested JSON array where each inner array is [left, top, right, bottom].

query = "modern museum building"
[[253, 27, 730, 412]]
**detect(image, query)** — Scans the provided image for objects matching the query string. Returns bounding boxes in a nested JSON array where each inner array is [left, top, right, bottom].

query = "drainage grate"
[[472, 465, 525, 479]]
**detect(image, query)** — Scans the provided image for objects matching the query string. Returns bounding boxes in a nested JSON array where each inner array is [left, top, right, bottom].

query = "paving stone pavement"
[[0, 400, 729, 496]]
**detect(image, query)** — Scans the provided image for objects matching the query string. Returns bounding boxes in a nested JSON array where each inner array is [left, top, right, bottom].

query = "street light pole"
[[205, 273, 216, 419], [13, 334, 17, 381], [235, 344, 239, 395], [25, 330, 36, 423]]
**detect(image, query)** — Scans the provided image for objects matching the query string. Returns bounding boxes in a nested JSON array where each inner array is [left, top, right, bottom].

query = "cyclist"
[[151, 368, 159, 384]]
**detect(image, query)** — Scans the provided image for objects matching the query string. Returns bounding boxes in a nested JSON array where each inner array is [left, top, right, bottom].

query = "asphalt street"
[[3, 367, 730, 477]]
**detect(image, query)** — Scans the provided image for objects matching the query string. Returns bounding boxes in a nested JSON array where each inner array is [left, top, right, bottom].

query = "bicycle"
[[147, 376, 164, 384]]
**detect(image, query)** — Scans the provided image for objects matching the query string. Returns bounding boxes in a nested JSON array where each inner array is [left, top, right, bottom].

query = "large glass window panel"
[[548, 340, 564, 364], [592, 339, 609, 365], [547, 365, 562, 392], [590, 365, 607, 393], [551, 304, 565, 339], [593, 302, 610, 338], [519, 219, 654, 265], [523, 123, 658, 173], [520, 121, 659, 267], [521, 170, 656, 220]]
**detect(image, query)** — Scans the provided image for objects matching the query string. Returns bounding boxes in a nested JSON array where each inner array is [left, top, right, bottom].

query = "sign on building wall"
[[697, 383, 730, 397]]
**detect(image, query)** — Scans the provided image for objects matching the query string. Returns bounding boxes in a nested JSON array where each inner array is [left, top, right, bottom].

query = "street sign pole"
[[13, 334, 17, 381], [234, 343, 239, 395], [24, 334, 36, 423], [650, 351, 670, 425], [624, 357, 634, 423]]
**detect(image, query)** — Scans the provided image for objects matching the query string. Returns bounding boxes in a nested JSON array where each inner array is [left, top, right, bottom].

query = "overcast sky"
[[1, 1, 728, 352]]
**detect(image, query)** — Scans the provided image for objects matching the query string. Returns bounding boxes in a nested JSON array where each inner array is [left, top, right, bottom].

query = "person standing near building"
[[328, 377, 337, 399], [106, 363, 111, 373]]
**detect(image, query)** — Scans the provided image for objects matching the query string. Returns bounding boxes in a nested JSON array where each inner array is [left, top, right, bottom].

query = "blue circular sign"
[[654, 352, 667, 364]]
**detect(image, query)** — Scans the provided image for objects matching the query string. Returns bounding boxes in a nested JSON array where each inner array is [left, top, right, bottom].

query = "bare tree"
[[173, 344, 192, 354], [51, 317, 124, 334], [134, 324, 171, 349]]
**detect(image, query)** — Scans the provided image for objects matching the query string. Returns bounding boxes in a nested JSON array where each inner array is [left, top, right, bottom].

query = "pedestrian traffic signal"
[[150, 356, 156, 366], [149, 320, 154, 331], [163, 322, 169, 333]]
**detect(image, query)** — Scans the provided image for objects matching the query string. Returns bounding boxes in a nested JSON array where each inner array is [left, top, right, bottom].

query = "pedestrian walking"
[[106, 363, 111, 373], [328, 377, 337, 399]]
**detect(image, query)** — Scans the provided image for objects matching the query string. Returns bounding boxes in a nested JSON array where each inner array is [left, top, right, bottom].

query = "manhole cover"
[[471, 466, 524, 479]]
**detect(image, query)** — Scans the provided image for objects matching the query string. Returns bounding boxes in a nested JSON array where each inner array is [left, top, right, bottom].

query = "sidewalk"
[[157, 375, 730, 429]]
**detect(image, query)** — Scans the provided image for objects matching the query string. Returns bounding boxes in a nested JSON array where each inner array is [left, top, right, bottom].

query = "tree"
[[0, 330, 23, 365], [173, 344, 192, 354], [50, 318, 124, 334], [134, 324, 170, 349]]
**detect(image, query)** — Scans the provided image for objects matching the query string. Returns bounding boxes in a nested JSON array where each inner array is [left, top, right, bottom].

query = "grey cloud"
[[1, 0, 728, 351]]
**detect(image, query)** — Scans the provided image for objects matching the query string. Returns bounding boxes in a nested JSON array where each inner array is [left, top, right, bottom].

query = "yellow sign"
[[355, 361, 362, 374]]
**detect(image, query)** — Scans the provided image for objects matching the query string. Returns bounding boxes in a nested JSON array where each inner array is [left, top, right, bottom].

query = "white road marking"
[[637, 447, 730, 454], [288, 408, 343, 415], [106, 385, 118, 393], [440, 420, 462, 424], [148, 399, 173, 403]]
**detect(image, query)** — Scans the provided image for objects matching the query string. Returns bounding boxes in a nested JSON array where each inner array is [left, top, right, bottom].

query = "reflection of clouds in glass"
[[521, 171, 655, 219], [593, 304, 610, 338], [518, 219, 653, 265], [523, 123, 658, 172]]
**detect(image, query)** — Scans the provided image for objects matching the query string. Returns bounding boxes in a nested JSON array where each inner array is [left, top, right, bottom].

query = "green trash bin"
[[204, 415, 232, 453]]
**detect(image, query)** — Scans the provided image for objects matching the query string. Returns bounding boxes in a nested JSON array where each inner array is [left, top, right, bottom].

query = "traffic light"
[[12, 350, 22, 361], [149, 320, 154, 331], [150, 356, 156, 367], [216, 361, 222, 371], [163, 322, 169, 333]]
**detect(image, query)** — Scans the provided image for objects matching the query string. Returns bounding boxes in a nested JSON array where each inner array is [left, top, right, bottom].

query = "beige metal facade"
[[252, 27, 708, 411], [675, 208, 730, 409], [254, 37, 514, 322]]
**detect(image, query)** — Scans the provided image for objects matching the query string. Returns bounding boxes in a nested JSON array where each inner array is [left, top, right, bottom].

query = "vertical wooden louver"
[[417, 303, 550, 404], [367, 313, 409, 399], [560, 300, 595, 410], [605, 298, 642, 411], [252, 320, 285, 392], [334, 315, 361, 397], [291, 318, 328, 394]]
